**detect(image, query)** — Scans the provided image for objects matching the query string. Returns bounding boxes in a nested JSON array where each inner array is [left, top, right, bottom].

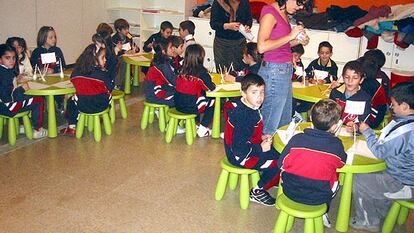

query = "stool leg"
[[8, 118, 16, 145], [251, 172, 260, 187], [185, 119, 193, 145], [148, 107, 155, 124], [304, 218, 315, 233], [228, 173, 239, 190], [93, 115, 101, 142], [215, 169, 229, 201], [165, 106, 170, 122], [102, 113, 112, 136], [76, 114, 86, 139], [14, 118, 19, 134], [274, 211, 289, 233], [159, 107, 166, 132], [110, 101, 116, 124], [119, 98, 127, 119], [173, 118, 179, 136], [240, 174, 250, 209], [286, 216, 295, 232], [88, 116, 94, 132], [165, 118, 177, 143], [141, 105, 150, 130], [124, 62, 131, 94], [397, 206, 409, 225], [382, 202, 401, 233], [314, 217, 324, 233], [0, 117, 4, 139], [190, 118, 196, 138], [22, 115, 33, 139], [133, 65, 139, 86]]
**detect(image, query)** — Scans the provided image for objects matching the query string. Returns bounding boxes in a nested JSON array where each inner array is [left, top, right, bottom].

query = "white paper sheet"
[[128, 55, 151, 63], [213, 83, 241, 92], [346, 139, 377, 164], [276, 129, 302, 145], [52, 80, 73, 88], [41, 52, 56, 64], [314, 70, 329, 80], [344, 100, 366, 115], [27, 81, 51, 90], [122, 43, 132, 51]]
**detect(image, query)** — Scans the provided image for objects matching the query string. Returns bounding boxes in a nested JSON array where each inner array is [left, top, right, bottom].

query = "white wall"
[[0, 0, 106, 64]]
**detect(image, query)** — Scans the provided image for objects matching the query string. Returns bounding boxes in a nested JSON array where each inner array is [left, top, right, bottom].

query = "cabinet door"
[[360, 37, 394, 69], [302, 30, 329, 60], [204, 46, 216, 72], [392, 46, 414, 71], [192, 18, 215, 47], [328, 32, 360, 63]]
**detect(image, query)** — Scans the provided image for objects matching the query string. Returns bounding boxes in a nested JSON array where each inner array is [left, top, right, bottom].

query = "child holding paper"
[[350, 82, 414, 232], [143, 21, 173, 53], [305, 41, 338, 84], [223, 42, 262, 82], [224, 74, 280, 206], [0, 44, 47, 139], [278, 99, 347, 227], [329, 60, 371, 132]]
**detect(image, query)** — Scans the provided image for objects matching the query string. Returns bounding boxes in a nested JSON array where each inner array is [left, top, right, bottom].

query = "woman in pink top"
[[257, 0, 309, 137]]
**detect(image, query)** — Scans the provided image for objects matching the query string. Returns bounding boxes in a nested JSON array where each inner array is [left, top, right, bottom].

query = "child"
[[305, 41, 338, 84], [143, 21, 174, 53], [224, 42, 262, 82], [61, 44, 112, 135], [144, 39, 176, 107], [5, 37, 33, 77], [169, 36, 185, 73], [329, 60, 371, 132], [350, 82, 414, 232], [96, 22, 114, 35], [291, 44, 305, 82], [363, 49, 390, 101], [224, 74, 280, 206], [111, 18, 138, 56], [179, 20, 196, 48], [175, 44, 215, 137], [92, 31, 117, 91], [359, 56, 388, 129], [0, 44, 47, 138], [30, 26, 66, 74], [278, 99, 347, 226]]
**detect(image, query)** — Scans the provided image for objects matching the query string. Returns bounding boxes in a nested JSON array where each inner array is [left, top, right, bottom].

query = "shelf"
[[107, 7, 141, 11], [141, 28, 160, 33], [141, 9, 184, 16]]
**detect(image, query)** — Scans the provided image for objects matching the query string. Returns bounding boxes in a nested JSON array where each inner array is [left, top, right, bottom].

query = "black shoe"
[[250, 188, 276, 206]]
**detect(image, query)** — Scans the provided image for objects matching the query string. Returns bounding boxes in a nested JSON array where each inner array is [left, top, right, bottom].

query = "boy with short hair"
[[111, 18, 137, 55], [350, 82, 414, 232], [291, 44, 305, 82], [169, 36, 185, 73], [143, 21, 174, 53], [305, 41, 338, 84], [224, 74, 280, 206], [179, 20, 196, 48], [278, 99, 347, 226]]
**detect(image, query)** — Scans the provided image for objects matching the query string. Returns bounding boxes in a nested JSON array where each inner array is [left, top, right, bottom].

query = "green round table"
[[292, 82, 330, 103], [122, 53, 152, 94], [273, 122, 387, 232], [206, 73, 241, 139], [25, 75, 75, 138]]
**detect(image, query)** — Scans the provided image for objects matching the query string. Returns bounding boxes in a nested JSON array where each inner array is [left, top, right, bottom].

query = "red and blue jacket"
[[361, 78, 388, 129], [144, 63, 176, 106]]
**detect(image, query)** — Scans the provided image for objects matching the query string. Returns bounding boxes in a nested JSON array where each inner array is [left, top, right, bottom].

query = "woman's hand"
[[224, 22, 241, 31], [261, 139, 272, 152], [289, 25, 304, 40], [299, 33, 309, 46], [244, 25, 251, 33]]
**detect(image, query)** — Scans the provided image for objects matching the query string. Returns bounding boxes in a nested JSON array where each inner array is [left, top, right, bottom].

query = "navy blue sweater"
[[30, 46, 66, 73], [305, 58, 338, 83]]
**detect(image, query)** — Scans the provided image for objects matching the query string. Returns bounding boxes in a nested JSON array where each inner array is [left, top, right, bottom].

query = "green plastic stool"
[[110, 90, 128, 123], [0, 111, 33, 145], [382, 200, 414, 233], [165, 108, 196, 145], [274, 194, 327, 233], [76, 108, 112, 142], [215, 158, 260, 209], [141, 101, 169, 132]]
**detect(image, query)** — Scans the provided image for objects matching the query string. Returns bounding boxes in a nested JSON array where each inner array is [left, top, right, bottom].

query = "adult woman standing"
[[210, 0, 253, 71], [257, 0, 309, 137]]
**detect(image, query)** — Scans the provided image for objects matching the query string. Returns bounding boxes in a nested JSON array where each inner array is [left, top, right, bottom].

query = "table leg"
[[133, 66, 140, 87], [336, 173, 353, 232], [47, 95, 57, 138], [211, 97, 221, 139], [124, 63, 131, 94]]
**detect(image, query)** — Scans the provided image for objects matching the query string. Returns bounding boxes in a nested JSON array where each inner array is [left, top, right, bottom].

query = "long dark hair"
[[5, 37, 28, 65], [151, 39, 171, 66], [181, 44, 206, 76], [74, 44, 105, 75], [37, 26, 56, 47], [92, 31, 115, 58], [244, 42, 262, 64]]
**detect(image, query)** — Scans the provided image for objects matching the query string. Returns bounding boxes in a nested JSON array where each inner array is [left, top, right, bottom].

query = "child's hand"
[[224, 74, 236, 82], [289, 25, 304, 40], [345, 121, 356, 133], [262, 134, 272, 141], [20, 82, 30, 91], [224, 22, 241, 31], [309, 78, 316, 84], [261, 140, 272, 152], [317, 79, 326, 85], [46, 68, 54, 74], [299, 33, 310, 46], [244, 25, 251, 33], [359, 122, 370, 133], [115, 42, 122, 55], [125, 49, 135, 55]]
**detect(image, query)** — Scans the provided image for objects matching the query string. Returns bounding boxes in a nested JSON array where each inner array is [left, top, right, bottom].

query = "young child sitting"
[[6, 37, 33, 77], [291, 44, 305, 82], [169, 36, 185, 73], [0, 44, 47, 138], [175, 44, 215, 137], [329, 60, 371, 132], [111, 18, 138, 56], [179, 20, 196, 49], [350, 82, 414, 232], [305, 41, 338, 84], [224, 74, 280, 206], [363, 49, 390, 101], [278, 99, 347, 226], [224, 42, 262, 82], [143, 21, 173, 53]]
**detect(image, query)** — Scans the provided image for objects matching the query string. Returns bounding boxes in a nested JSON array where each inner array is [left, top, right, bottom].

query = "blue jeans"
[[258, 62, 293, 135]]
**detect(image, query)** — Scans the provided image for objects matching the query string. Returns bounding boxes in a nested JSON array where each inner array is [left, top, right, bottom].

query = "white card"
[[40, 52, 56, 64], [344, 100, 366, 115], [122, 43, 131, 51], [313, 70, 329, 80]]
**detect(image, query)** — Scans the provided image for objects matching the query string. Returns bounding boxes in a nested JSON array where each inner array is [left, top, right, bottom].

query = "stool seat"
[[168, 108, 197, 119], [277, 194, 327, 219], [111, 90, 125, 99], [382, 199, 414, 233], [0, 111, 33, 145], [110, 90, 128, 123], [141, 101, 169, 132], [220, 158, 258, 175], [165, 108, 196, 145], [76, 108, 112, 142]]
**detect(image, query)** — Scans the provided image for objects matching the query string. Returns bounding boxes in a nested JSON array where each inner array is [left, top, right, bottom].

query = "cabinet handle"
[[395, 59, 398, 65], [207, 58, 211, 62], [208, 32, 212, 35], [386, 52, 391, 56], [395, 53, 399, 57]]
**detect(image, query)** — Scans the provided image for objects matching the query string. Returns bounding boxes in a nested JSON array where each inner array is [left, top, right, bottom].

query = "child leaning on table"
[[350, 82, 414, 232], [0, 44, 47, 138], [278, 99, 347, 227], [224, 74, 280, 207]]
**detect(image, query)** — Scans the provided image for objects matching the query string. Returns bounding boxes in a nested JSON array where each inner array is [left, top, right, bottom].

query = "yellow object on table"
[[292, 82, 330, 103]]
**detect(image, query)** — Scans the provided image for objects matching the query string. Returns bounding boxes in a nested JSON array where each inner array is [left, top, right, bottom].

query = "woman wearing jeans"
[[257, 0, 309, 137]]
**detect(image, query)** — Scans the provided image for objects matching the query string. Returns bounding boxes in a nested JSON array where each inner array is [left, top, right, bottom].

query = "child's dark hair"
[[311, 99, 342, 131], [114, 18, 129, 31], [277, 0, 307, 8], [92, 31, 115, 58], [5, 37, 27, 65], [73, 44, 105, 75], [36, 26, 55, 47], [318, 41, 333, 53], [170, 35, 184, 48], [391, 82, 414, 109], [0, 43, 16, 58], [181, 44, 206, 76], [241, 74, 265, 92], [243, 42, 262, 64], [179, 20, 195, 35], [358, 56, 378, 80], [96, 23, 114, 35], [363, 49, 386, 69], [342, 60, 364, 78], [152, 39, 171, 66], [291, 44, 304, 54], [160, 21, 174, 31]]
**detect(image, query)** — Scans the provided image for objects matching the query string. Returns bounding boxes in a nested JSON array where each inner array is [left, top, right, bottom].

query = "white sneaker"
[[19, 125, 25, 134], [220, 132, 224, 139], [176, 125, 186, 134], [33, 127, 48, 139], [384, 186, 413, 199], [197, 125, 211, 138], [322, 213, 331, 228], [154, 109, 159, 119]]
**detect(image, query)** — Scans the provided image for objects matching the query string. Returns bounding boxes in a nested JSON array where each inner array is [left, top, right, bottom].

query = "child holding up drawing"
[[350, 82, 414, 232]]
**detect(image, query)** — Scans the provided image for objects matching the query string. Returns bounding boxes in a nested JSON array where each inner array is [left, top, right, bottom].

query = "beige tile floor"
[[0, 90, 413, 233]]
